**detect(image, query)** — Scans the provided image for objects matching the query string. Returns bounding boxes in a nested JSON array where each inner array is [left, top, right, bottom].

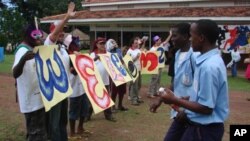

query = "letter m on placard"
[[34, 45, 72, 112], [140, 51, 159, 74]]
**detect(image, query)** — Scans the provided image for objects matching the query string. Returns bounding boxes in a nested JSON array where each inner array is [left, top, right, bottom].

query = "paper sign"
[[99, 53, 132, 86], [34, 45, 72, 112], [157, 47, 166, 68], [123, 54, 139, 82], [70, 54, 114, 114], [140, 51, 159, 74]]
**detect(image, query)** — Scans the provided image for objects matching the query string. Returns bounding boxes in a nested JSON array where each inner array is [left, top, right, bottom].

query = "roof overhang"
[[82, 0, 209, 7], [41, 17, 250, 25]]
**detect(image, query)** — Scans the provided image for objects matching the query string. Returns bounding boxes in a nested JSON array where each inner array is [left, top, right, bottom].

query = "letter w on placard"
[[34, 45, 72, 112]]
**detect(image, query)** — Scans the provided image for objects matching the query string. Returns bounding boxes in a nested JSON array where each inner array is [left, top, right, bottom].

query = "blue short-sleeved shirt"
[[186, 48, 229, 125], [171, 48, 197, 118]]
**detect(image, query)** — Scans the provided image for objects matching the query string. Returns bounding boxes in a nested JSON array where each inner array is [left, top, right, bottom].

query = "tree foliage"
[[0, 0, 84, 47], [11, 0, 83, 22], [0, 1, 26, 47]]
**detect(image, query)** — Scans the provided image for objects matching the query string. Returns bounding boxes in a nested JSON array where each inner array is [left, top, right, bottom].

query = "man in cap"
[[44, 2, 76, 141], [147, 33, 172, 98]]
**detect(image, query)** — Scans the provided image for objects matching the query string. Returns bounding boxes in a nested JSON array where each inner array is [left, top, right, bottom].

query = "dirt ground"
[[0, 74, 250, 141]]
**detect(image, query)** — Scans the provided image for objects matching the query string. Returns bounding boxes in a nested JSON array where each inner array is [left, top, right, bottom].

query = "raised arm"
[[162, 30, 172, 46], [49, 2, 76, 43]]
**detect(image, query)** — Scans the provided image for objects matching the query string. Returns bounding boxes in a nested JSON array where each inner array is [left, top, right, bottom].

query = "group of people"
[[12, 2, 152, 140], [13, 2, 90, 141], [150, 20, 229, 141], [12, 1, 231, 141]]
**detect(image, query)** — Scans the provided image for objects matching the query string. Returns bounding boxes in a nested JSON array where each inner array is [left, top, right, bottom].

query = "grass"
[[227, 76, 250, 92], [0, 54, 14, 75], [0, 108, 25, 141]]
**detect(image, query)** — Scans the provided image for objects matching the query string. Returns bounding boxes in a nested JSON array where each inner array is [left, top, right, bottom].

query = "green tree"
[[0, 0, 85, 48], [0, 1, 26, 48], [11, 0, 84, 22]]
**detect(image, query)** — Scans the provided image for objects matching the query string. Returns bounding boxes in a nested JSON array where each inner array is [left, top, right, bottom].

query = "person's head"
[[190, 19, 219, 53], [153, 35, 162, 46], [106, 39, 118, 51], [23, 23, 43, 47], [171, 23, 190, 49], [50, 21, 67, 42], [129, 37, 139, 49], [64, 34, 80, 54], [91, 37, 106, 53], [234, 47, 238, 52]]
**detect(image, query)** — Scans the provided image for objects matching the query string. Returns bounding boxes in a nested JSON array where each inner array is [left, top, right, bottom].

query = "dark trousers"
[[231, 61, 237, 77], [104, 85, 112, 118], [24, 108, 47, 141], [164, 119, 187, 141], [164, 119, 224, 141], [180, 123, 224, 141], [47, 99, 68, 141]]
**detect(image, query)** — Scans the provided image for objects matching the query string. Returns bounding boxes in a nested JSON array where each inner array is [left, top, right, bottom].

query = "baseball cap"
[[64, 34, 73, 48], [153, 35, 160, 42], [49, 21, 67, 33]]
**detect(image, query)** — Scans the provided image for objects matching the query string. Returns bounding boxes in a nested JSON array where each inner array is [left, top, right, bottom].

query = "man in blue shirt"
[[150, 19, 229, 141], [164, 22, 198, 141]]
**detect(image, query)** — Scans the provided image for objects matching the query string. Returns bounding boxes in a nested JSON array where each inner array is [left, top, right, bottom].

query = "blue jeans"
[[47, 99, 68, 141], [231, 61, 237, 77]]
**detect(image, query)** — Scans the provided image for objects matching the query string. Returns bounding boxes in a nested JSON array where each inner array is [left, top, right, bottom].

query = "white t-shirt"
[[69, 73, 85, 98], [44, 35, 70, 74], [150, 46, 158, 52], [231, 50, 241, 62], [150, 43, 170, 52], [126, 48, 141, 70], [13, 46, 44, 113], [90, 52, 110, 85], [161, 42, 170, 51]]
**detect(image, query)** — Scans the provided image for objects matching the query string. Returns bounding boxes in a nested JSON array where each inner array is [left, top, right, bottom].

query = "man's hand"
[[160, 89, 176, 105], [149, 97, 162, 113], [169, 30, 172, 36], [13, 50, 35, 78], [67, 2, 76, 18]]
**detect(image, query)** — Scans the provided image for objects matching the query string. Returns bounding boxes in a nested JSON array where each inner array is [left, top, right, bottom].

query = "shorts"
[[69, 94, 89, 120]]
